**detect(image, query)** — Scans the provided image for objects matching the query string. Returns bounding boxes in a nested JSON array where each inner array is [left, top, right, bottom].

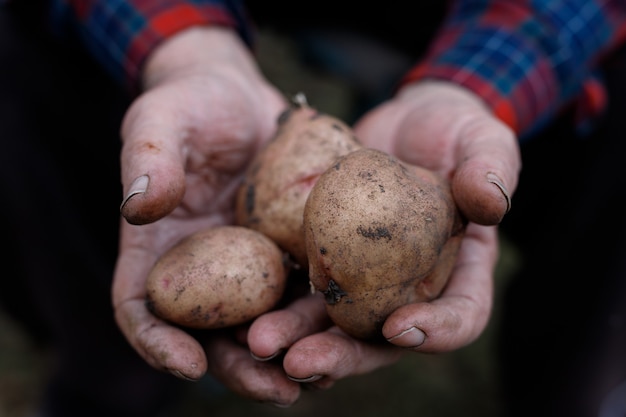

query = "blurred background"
[[0, 29, 523, 417]]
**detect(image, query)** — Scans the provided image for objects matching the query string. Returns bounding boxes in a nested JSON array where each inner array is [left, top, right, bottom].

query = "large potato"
[[145, 225, 288, 329], [304, 148, 467, 340], [235, 94, 362, 269]]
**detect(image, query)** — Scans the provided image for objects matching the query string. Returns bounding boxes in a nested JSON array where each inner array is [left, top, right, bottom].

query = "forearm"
[[402, 0, 626, 138], [49, 0, 253, 92]]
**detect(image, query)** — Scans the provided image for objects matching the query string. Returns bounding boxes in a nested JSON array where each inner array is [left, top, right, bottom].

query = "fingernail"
[[250, 349, 284, 362], [287, 374, 322, 383], [268, 401, 292, 409], [120, 175, 149, 211], [486, 172, 511, 214], [387, 327, 426, 348], [168, 369, 199, 382]]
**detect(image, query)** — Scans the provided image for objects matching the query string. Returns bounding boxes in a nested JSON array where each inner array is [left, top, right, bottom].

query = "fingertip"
[[144, 327, 209, 380], [382, 302, 458, 353], [169, 367, 205, 382], [120, 175, 149, 211], [486, 171, 511, 212], [114, 299, 208, 380], [386, 326, 426, 349], [452, 168, 511, 225], [120, 172, 185, 225], [382, 303, 428, 349], [248, 293, 330, 361], [247, 311, 290, 360], [205, 336, 302, 406], [250, 349, 284, 362]]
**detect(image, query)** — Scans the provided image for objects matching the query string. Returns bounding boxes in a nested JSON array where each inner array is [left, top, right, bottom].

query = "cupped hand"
[[246, 80, 521, 398], [355, 80, 520, 350], [111, 27, 287, 383]]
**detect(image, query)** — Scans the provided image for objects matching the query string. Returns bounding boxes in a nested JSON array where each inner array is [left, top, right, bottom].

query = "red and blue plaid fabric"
[[49, 0, 251, 92], [49, 0, 626, 138], [402, 0, 626, 138]]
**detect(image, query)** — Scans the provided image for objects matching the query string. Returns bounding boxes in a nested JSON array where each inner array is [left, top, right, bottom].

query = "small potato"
[[304, 148, 467, 340], [145, 225, 287, 329], [235, 94, 362, 268]]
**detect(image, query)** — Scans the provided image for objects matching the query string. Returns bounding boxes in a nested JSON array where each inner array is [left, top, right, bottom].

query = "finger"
[[119, 92, 187, 225], [383, 224, 498, 352], [282, 328, 405, 390], [204, 332, 302, 407], [112, 228, 208, 380], [247, 291, 333, 360], [113, 297, 208, 380], [452, 119, 521, 225]]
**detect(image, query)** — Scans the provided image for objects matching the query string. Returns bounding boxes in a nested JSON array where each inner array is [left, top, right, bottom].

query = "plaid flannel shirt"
[[403, 0, 626, 138], [48, 0, 252, 92], [49, 0, 626, 138]]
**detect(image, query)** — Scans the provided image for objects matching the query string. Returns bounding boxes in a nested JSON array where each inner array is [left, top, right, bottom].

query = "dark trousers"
[[0, 6, 186, 417], [498, 49, 626, 417]]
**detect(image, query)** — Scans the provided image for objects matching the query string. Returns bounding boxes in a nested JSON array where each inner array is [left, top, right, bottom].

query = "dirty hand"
[[246, 80, 521, 401], [110, 26, 296, 398]]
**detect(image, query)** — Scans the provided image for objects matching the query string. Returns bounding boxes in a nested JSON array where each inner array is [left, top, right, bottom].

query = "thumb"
[[119, 94, 186, 225], [356, 80, 521, 226], [451, 117, 520, 225]]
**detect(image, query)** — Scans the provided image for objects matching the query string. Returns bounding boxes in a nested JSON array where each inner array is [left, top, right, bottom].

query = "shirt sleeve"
[[400, 0, 626, 139], [49, 0, 253, 92]]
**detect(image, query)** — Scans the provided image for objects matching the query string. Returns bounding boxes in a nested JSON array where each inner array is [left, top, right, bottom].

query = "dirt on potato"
[[145, 225, 289, 329], [304, 148, 467, 340]]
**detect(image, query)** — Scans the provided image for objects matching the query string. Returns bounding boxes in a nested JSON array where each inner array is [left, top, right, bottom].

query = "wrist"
[[397, 79, 490, 113], [141, 26, 260, 90]]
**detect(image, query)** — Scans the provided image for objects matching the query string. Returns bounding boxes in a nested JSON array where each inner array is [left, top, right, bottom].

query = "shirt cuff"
[[398, 0, 618, 139], [77, 2, 250, 92], [399, 26, 561, 138]]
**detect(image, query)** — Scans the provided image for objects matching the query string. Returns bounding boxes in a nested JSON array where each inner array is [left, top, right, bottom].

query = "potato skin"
[[145, 225, 287, 329], [304, 148, 466, 340], [235, 98, 362, 268]]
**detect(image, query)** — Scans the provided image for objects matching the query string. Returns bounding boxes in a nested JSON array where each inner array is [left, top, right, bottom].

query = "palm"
[[112, 74, 287, 379], [245, 82, 520, 390]]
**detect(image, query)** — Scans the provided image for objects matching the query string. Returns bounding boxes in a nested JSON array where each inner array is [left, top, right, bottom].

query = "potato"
[[235, 94, 362, 269], [303, 148, 467, 340], [145, 225, 288, 329]]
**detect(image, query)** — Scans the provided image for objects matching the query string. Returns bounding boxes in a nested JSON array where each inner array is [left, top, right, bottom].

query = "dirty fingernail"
[[169, 369, 199, 382], [266, 401, 293, 409], [287, 374, 322, 383], [486, 172, 511, 214], [120, 175, 149, 211], [387, 327, 426, 348], [250, 349, 284, 362]]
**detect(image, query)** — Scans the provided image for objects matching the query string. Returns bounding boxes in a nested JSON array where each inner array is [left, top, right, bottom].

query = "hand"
[[356, 80, 520, 348], [111, 26, 288, 384], [246, 80, 521, 403]]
